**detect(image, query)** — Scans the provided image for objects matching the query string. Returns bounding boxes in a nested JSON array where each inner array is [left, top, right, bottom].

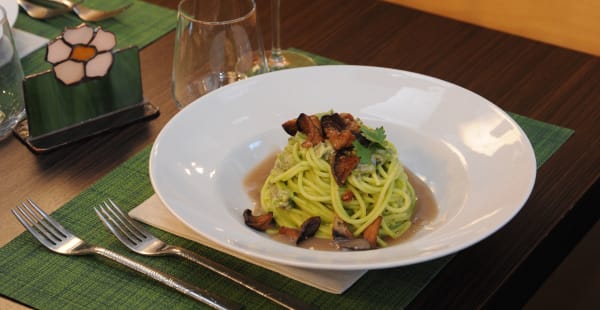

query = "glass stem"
[[270, 0, 284, 63]]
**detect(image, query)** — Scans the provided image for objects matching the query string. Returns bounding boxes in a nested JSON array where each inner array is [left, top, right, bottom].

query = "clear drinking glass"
[[172, 0, 268, 109], [0, 5, 25, 140], [266, 0, 315, 70]]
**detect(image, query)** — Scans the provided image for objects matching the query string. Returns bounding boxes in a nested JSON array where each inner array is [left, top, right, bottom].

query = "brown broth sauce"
[[243, 152, 438, 251]]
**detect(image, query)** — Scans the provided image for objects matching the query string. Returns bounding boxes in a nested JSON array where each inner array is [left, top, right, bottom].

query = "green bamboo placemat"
[[0, 49, 574, 309], [15, 0, 177, 75]]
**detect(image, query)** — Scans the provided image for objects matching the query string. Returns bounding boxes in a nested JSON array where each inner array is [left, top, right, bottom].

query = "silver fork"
[[48, 0, 133, 22], [12, 199, 241, 310], [95, 199, 316, 310], [17, 0, 72, 19]]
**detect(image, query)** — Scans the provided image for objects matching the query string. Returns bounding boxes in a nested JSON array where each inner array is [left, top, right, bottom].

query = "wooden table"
[[1, 0, 598, 308]]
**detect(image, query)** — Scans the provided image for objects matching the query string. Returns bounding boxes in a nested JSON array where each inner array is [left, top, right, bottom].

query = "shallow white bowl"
[[150, 65, 536, 270]]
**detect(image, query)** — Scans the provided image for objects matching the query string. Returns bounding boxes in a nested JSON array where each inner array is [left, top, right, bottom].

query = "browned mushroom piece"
[[278, 216, 321, 245], [329, 130, 356, 150], [243, 209, 274, 231], [332, 151, 360, 185], [332, 216, 353, 240], [337, 238, 372, 251], [298, 216, 321, 244], [296, 113, 323, 147], [320, 113, 345, 131], [363, 216, 382, 248], [279, 226, 301, 241], [281, 118, 298, 136], [339, 113, 362, 133], [295, 113, 309, 134], [321, 113, 355, 150], [341, 189, 354, 202]]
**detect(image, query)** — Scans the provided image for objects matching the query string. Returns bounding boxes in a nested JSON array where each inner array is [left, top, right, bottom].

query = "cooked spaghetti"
[[258, 111, 416, 247]]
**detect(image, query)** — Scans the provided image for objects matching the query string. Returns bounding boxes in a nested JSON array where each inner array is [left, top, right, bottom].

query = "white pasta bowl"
[[149, 65, 536, 270]]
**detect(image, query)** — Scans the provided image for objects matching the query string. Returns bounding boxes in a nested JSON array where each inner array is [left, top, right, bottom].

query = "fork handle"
[[169, 246, 316, 310], [92, 247, 241, 310]]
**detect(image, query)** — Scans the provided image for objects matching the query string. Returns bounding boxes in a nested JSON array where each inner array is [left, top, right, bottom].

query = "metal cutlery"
[[12, 199, 241, 310], [17, 0, 71, 19], [95, 199, 317, 310], [17, 0, 131, 21], [49, 0, 133, 22]]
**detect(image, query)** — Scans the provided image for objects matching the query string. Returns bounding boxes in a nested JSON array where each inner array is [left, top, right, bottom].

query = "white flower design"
[[46, 24, 116, 85]]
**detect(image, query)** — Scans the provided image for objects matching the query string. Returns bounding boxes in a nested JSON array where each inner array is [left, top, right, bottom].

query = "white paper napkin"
[[129, 194, 367, 294], [13, 28, 48, 59]]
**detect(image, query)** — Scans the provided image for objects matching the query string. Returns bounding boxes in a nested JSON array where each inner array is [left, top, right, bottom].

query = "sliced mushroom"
[[339, 113, 361, 133], [243, 209, 274, 231], [329, 130, 356, 150], [332, 151, 360, 185], [281, 118, 298, 136], [295, 113, 310, 132], [320, 113, 345, 131], [341, 189, 354, 202], [296, 113, 323, 147], [332, 216, 353, 240], [321, 114, 355, 150], [279, 226, 301, 241], [278, 216, 321, 245], [363, 216, 382, 248], [337, 238, 371, 251], [298, 216, 321, 244]]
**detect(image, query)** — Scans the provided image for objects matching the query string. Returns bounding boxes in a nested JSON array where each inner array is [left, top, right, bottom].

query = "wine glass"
[[172, 0, 268, 109], [0, 5, 25, 140], [267, 0, 315, 70]]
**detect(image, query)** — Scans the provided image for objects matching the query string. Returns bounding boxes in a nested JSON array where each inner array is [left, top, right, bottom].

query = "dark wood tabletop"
[[1, 0, 598, 309]]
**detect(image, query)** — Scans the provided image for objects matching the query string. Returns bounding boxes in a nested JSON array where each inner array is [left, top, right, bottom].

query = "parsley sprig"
[[352, 126, 387, 164]]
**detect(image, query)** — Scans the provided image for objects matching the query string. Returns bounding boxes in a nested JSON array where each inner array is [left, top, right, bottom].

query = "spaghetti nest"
[[260, 112, 416, 247]]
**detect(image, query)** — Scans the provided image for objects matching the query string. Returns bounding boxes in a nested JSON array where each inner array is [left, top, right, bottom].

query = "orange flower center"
[[71, 45, 97, 62]]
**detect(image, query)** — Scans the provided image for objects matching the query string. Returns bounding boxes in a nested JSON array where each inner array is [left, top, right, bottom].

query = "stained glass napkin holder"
[[13, 24, 159, 153]]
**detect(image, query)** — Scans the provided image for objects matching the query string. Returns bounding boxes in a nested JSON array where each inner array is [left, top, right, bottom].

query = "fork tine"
[[106, 199, 147, 239], [94, 205, 138, 246], [20, 201, 61, 243], [15, 203, 37, 227], [96, 201, 146, 244], [11, 207, 49, 243], [19, 202, 62, 242], [25, 198, 69, 238], [12, 203, 59, 247]]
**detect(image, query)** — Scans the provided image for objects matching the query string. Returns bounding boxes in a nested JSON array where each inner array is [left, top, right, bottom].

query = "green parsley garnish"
[[361, 126, 386, 147], [353, 126, 387, 164]]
